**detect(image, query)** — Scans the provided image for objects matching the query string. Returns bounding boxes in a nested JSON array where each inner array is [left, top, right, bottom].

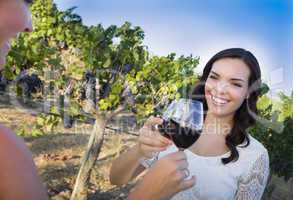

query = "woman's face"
[[0, 0, 33, 68], [204, 58, 250, 118]]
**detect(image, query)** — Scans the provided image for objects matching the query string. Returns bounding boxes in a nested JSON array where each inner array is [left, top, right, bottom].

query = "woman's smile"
[[206, 91, 231, 108], [211, 94, 230, 106]]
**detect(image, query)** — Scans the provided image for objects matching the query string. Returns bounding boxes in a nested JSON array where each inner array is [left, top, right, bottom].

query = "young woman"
[[110, 48, 270, 200], [0, 0, 48, 199]]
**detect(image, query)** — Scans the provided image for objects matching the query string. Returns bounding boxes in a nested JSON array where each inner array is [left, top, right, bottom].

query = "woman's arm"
[[110, 144, 147, 185], [0, 125, 48, 200], [235, 150, 270, 200], [110, 117, 172, 186]]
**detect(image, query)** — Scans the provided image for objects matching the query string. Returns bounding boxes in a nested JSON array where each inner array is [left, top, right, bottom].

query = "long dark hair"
[[192, 48, 262, 165]]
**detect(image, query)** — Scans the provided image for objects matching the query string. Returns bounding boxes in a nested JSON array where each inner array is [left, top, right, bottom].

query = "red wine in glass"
[[156, 119, 202, 150], [155, 98, 204, 150]]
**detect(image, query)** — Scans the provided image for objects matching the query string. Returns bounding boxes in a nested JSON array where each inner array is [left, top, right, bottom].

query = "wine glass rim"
[[176, 98, 202, 103], [168, 117, 203, 131], [162, 98, 204, 131]]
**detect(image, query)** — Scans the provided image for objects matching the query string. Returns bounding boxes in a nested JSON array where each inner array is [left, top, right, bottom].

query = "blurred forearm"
[[110, 144, 145, 186]]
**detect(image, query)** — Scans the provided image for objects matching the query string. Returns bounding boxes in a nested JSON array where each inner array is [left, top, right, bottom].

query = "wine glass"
[[155, 98, 204, 150], [143, 98, 204, 169]]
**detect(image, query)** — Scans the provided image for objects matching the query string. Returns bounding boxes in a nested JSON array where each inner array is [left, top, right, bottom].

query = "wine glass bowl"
[[156, 98, 204, 150]]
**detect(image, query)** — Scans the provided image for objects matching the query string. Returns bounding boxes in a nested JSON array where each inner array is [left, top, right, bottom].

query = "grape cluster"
[[85, 71, 96, 105], [79, 71, 96, 112], [16, 73, 43, 97]]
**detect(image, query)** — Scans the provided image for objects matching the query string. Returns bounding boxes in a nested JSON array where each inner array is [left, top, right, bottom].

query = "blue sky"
[[54, 0, 292, 98]]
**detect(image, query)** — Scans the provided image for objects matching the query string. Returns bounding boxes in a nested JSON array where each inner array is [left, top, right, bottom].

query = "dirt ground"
[[1, 96, 293, 200], [0, 98, 139, 200], [26, 133, 136, 200]]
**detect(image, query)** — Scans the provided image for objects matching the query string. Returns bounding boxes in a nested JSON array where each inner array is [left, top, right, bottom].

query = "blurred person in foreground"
[[0, 0, 48, 199]]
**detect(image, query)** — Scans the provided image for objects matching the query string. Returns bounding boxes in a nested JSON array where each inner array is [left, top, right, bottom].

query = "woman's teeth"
[[211, 95, 229, 105]]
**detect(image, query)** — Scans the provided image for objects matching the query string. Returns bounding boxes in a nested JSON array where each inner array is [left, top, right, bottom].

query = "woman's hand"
[[110, 116, 172, 186], [137, 116, 172, 158], [128, 151, 196, 200]]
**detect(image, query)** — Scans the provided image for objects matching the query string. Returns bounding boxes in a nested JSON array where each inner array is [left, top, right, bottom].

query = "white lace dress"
[[140, 134, 270, 200]]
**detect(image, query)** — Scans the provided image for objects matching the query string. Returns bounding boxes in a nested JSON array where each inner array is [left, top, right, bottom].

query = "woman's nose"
[[214, 81, 228, 94]]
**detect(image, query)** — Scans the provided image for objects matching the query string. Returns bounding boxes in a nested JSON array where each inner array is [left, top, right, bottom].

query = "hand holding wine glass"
[[137, 116, 173, 159]]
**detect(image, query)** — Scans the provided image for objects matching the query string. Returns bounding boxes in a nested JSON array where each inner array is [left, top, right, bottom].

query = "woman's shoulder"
[[237, 133, 269, 164], [0, 124, 33, 162], [246, 134, 268, 154], [236, 134, 270, 180], [0, 124, 24, 147], [0, 124, 18, 145]]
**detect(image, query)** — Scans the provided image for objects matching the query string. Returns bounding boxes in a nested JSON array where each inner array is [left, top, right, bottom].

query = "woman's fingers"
[[178, 176, 196, 192], [139, 126, 171, 146], [155, 133, 172, 145], [139, 137, 168, 148], [153, 129, 173, 145], [137, 116, 173, 157], [143, 116, 163, 128]]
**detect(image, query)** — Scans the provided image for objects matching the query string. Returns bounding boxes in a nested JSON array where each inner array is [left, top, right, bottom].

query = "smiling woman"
[[193, 48, 263, 164], [0, 0, 48, 199], [111, 48, 270, 200]]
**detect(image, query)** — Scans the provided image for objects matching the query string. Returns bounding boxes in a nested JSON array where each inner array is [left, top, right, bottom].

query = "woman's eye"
[[232, 83, 242, 87], [209, 75, 217, 79]]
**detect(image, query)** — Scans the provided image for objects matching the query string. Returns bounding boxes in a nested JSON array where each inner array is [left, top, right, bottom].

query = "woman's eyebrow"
[[210, 71, 245, 82], [211, 71, 220, 76]]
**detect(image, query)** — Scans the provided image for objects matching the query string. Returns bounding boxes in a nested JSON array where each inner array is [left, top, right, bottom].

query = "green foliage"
[[16, 123, 36, 137], [277, 91, 293, 120], [4, 0, 200, 129], [128, 54, 199, 118], [252, 92, 293, 181], [257, 95, 272, 111], [260, 82, 270, 96], [32, 113, 60, 135]]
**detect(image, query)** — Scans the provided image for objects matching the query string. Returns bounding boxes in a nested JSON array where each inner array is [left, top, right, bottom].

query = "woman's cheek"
[[205, 79, 215, 93], [230, 88, 246, 106]]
